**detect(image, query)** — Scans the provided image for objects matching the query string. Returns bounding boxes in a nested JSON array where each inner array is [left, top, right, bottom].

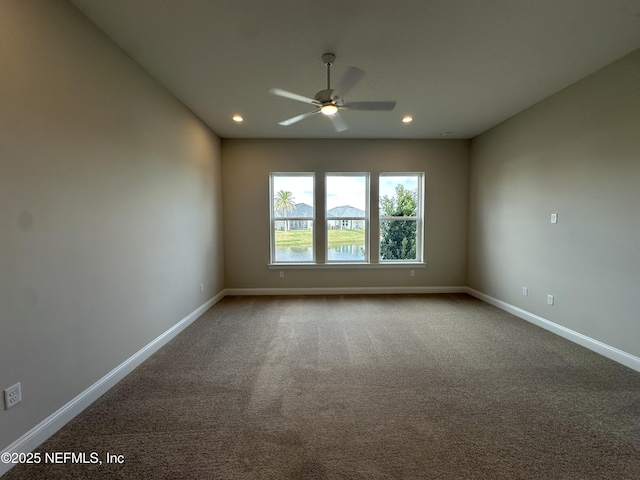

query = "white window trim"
[[267, 262, 427, 269], [269, 171, 425, 267]]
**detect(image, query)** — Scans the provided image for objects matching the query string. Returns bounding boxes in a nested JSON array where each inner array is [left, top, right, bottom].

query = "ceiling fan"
[[269, 53, 396, 132]]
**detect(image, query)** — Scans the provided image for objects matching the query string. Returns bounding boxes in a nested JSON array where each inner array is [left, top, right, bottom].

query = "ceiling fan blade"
[[341, 101, 396, 111], [269, 87, 319, 106], [278, 110, 320, 126], [329, 112, 348, 132], [332, 67, 365, 101]]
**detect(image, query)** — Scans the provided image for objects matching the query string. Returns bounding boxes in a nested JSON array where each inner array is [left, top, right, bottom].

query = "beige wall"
[[222, 139, 469, 290], [0, 0, 224, 449], [468, 49, 640, 357]]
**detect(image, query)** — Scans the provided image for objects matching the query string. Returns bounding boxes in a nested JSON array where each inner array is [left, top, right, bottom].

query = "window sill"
[[267, 262, 427, 270]]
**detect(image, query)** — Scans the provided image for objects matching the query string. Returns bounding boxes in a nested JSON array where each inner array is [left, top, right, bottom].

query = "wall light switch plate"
[[547, 294, 554, 306], [551, 213, 558, 224], [522, 287, 528, 296]]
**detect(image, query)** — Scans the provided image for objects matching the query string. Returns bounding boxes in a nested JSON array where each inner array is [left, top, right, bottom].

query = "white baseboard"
[[466, 288, 640, 373], [0, 291, 225, 477], [224, 286, 468, 296]]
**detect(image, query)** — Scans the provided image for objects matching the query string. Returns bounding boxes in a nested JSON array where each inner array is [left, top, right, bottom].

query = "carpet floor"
[[3, 294, 640, 479]]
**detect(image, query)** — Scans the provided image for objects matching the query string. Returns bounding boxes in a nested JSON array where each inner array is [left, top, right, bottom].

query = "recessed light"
[[232, 115, 244, 122], [402, 116, 413, 123]]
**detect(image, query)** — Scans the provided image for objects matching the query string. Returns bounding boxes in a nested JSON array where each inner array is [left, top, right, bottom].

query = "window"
[[270, 173, 315, 263], [379, 173, 423, 262], [269, 171, 423, 265], [326, 173, 369, 262]]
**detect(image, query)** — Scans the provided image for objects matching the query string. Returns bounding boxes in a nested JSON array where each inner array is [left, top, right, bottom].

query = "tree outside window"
[[379, 174, 422, 262], [274, 189, 296, 231]]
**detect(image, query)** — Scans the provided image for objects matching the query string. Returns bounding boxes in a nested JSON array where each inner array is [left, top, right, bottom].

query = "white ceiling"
[[70, 0, 640, 139]]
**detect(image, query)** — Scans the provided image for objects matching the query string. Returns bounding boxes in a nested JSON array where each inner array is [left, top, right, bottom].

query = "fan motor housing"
[[314, 89, 334, 104]]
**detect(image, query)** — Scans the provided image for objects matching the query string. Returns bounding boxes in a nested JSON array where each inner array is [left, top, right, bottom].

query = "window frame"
[[378, 172, 424, 263], [325, 172, 370, 263], [268, 171, 425, 267], [269, 172, 316, 264]]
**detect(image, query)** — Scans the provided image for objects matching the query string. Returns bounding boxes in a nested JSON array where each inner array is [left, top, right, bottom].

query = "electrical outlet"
[[200, 283, 204, 292], [550, 213, 558, 224], [547, 294, 554, 306], [522, 287, 528, 296], [279, 271, 284, 278], [4, 382, 22, 410], [410, 270, 415, 277]]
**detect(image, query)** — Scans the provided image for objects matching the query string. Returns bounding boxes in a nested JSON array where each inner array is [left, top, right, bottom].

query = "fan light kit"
[[269, 53, 396, 132], [321, 104, 338, 116]]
